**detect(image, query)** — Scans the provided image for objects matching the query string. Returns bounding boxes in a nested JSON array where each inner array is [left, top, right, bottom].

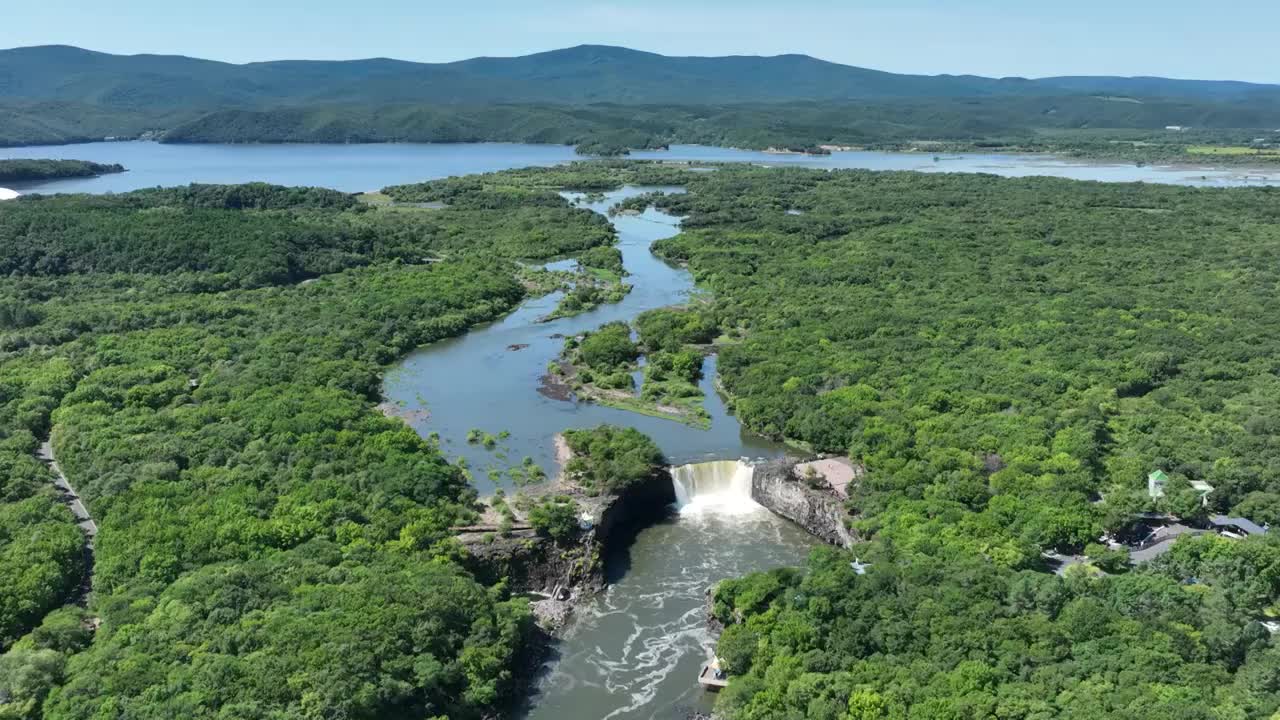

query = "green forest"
[[0, 160, 124, 184], [0, 180, 619, 718], [2, 160, 1280, 718], [5, 44, 1280, 166], [5, 99, 1280, 167], [712, 534, 1280, 720], [155, 102, 1280, 165], [554, 308, 714, 425], [624, 165, 1280, 718]]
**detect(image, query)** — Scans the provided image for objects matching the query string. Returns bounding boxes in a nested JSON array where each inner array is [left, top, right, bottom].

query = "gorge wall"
[[750, 459, 856, 548], [463, 467, 676, 600]]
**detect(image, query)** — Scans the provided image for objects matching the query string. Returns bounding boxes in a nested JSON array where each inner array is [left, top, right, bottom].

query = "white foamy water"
[[671, 460, 761, 516], [0, 188, 19, 201]]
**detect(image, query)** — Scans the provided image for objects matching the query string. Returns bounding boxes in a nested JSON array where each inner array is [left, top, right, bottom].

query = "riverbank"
[[750, 458, 858, 548], [459, 444, 846, 719], [384, 183, 790, 497], [9, 126, 1278, 173]]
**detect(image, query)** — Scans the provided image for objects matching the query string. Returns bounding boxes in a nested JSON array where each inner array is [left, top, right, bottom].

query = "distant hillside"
[[157, 97, 1280, 148], [0, 101, 180, 146], [3, 44, 1280, 152], [1, 44, 1278, 110]]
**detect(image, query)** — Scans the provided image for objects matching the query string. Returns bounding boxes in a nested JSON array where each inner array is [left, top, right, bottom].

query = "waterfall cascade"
[[670, 460, 761, 516]]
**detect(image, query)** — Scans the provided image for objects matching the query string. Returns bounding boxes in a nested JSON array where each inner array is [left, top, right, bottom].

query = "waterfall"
[[670, 460, 761, 516]]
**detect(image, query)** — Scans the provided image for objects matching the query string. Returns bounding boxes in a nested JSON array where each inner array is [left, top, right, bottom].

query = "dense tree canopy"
[[712, 537, 1280, 720], [150, 102, 1280, 166], [1, 183, 612, 287], [46, 544, 529, 720], [0, 160, 124, 184], [561, 425, 665, 495], [3, 161, 1280, 720], [0, 180, 626, 718], [635, 167, 1280, 562]]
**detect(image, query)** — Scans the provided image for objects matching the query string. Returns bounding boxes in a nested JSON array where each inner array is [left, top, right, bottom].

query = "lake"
[[3, 141, 1279, 196]]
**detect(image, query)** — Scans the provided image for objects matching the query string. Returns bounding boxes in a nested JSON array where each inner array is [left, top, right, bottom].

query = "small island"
[[547, 307, 719, 427], [0, 159, 126, 185]]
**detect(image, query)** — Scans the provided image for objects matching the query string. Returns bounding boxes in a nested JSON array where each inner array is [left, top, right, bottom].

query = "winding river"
[[383, 187, 813, 718], [9, 140, 1278, 719], [382, 187, 788, 494]]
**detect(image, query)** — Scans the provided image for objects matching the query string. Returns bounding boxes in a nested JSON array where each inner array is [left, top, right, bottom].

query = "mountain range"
[[2, 44, 1279, 149], [2, 44, 1278, 109]]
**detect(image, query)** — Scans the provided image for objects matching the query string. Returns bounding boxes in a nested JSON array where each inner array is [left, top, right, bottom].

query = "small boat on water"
[[0, 188, 20, 201]]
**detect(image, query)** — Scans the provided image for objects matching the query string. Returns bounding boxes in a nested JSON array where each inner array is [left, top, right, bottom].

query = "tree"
[[528, 496, 580, 541]]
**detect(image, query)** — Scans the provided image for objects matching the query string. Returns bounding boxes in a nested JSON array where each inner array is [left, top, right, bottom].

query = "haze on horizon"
[[2, 0, 1277, 84]]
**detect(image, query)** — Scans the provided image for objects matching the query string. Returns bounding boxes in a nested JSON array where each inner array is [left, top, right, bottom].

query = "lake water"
[[0, 142, 581, 194], [3, 141, 1278, 196], [631, 145, 1280, 186]]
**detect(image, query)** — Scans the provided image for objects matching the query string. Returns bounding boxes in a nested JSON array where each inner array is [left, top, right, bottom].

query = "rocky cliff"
[[462, 467, 676, 621], [751, 459, 855, 548]]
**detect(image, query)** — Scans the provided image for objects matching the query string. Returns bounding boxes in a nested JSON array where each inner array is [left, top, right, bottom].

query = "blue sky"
[[2, 0, 1276, 82]]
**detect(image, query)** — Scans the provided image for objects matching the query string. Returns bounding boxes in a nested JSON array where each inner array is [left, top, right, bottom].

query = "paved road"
[[37, 439, 98, 545]]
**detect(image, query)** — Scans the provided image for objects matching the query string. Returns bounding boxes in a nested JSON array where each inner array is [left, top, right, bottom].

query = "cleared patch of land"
[[1187, 145, 1280, 156]]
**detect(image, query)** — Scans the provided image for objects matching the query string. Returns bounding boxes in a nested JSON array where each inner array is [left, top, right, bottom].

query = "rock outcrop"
[[751, 459, 856, 548], [461, 467, 677, 622]]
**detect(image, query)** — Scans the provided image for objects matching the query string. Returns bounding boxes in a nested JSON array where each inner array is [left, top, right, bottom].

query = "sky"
[[1, 0, 1276, 83]]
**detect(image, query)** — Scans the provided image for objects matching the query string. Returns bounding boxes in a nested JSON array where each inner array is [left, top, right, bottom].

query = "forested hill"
[[2, 44, 1278, 108], [155, 99, 1280, 150]]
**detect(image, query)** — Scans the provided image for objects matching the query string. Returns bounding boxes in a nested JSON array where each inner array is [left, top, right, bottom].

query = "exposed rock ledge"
[[751, 459, 857, 548], [460, 464, 676, 629]]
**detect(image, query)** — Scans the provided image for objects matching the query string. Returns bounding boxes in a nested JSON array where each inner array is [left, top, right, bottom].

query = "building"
[[1209, 515, 1269, 539], [1148, 470, 1169, 499], [1189, 480, 1215, 506], [1147, 470, 1213, 506]]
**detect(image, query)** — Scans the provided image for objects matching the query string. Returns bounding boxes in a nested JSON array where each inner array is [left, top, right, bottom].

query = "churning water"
[[523, 461, 813, 720]]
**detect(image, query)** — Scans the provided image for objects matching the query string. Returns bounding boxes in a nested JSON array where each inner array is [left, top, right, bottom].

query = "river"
[[524, 476, 814, 720], [383, 187, 788, 494], [385, 188, 815, 718]]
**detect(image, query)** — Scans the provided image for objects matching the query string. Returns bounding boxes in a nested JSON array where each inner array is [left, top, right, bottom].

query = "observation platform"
[[698, 659, 729, 690]]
